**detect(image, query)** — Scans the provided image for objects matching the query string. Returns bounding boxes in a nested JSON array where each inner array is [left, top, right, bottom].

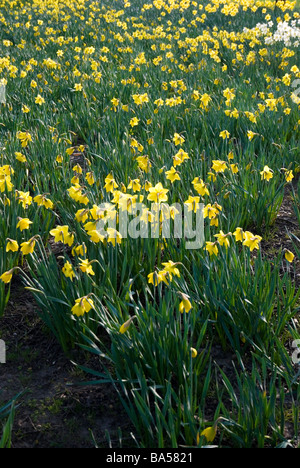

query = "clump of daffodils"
[[205, 228, 263, 257], [245, 19, 300, 47], [71, 295, 95, 317], [148, 261, 181, 287]]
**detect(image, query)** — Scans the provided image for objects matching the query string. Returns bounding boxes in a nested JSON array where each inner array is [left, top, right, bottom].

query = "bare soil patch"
[[0, 278, 133, 448]]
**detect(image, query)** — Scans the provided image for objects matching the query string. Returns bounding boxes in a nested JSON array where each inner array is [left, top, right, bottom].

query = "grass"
[[0, 393, 23, 448]]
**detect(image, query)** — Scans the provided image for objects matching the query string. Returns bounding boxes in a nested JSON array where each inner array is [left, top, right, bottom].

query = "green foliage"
[[0, 393, 22, 448]]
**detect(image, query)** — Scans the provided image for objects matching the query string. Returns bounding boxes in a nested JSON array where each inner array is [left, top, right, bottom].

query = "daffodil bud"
[[119, 316, 136, 334]]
